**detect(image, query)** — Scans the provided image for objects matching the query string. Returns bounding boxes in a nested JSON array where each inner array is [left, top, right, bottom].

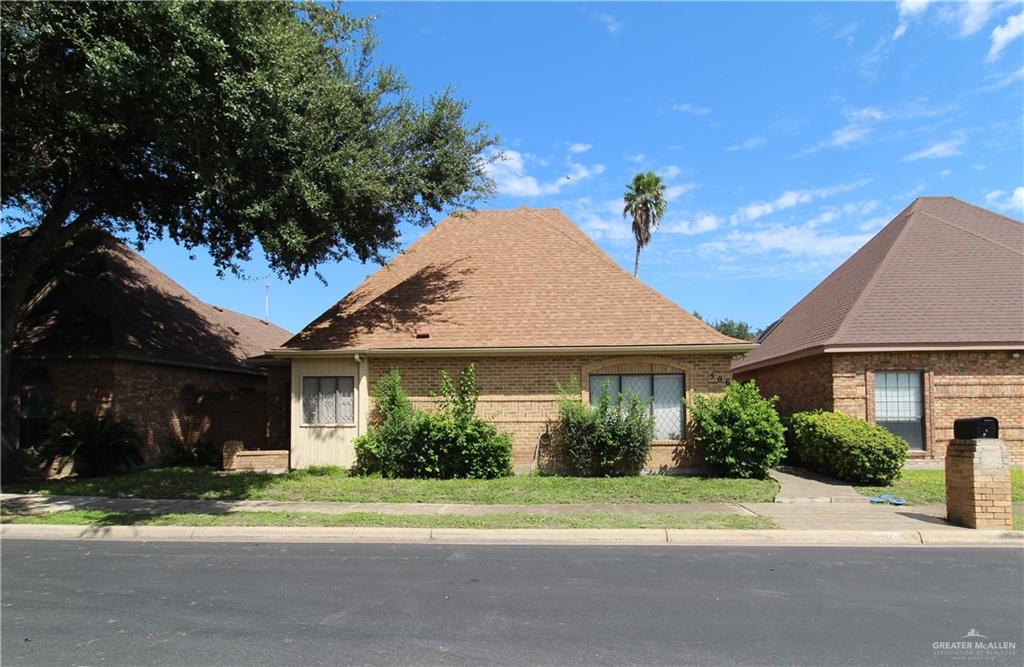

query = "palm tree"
[[623, 172, 667, 277]]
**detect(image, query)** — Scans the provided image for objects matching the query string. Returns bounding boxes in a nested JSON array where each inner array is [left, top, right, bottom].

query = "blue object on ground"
[[869, 497, 886, 504], [889, 498, 907, 506]]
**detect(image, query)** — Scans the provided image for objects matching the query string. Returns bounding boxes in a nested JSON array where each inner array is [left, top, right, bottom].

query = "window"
[[588, 373, 685, 440], [301, 376, 355, 425], [874, 371, 924, 450], [18, 367, 53, 449]]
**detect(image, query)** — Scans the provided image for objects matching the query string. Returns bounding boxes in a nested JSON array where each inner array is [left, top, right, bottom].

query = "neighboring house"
[[4, 229, 291, 462], [733, 197, 1024, 464], [266, 207, 753, 471]]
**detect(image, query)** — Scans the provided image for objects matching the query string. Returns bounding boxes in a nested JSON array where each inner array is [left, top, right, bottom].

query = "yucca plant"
[[38, 411, 145, 477]]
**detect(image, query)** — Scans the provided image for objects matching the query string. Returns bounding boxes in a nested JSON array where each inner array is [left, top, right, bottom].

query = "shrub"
[[789, 411, 908, 485], [556, 378, 653, 477], [165, 439, 220, 468], [37, 411, 145, 477], [353, 369, 418, 478], [689, 381, 786, 479], [353, 365, 512, 479]]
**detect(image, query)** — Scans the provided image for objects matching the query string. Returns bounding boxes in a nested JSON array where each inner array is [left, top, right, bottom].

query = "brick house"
[[265, 207, 753, 471], [5, 229, 291, 462], [733, 197, 1024, 464]]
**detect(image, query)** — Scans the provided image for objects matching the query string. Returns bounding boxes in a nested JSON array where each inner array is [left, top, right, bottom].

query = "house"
[[4, 228, 292, 462], [266, 207, 754, 471], [733, 197, 1024, 464]]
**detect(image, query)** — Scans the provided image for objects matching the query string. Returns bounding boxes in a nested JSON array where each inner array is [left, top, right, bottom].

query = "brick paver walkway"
[[770, 467, 868, 503]]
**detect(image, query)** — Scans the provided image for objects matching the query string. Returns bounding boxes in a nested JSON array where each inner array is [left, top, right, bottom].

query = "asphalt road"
[[2, 540, 1021, 666]]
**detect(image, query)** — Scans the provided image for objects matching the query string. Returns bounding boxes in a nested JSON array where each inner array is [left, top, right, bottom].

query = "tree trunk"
[[633, 242, 641, 277], [1, 190, 77, 442]]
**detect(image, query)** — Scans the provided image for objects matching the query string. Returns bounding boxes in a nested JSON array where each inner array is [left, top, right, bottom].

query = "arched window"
[[19, 367, 53, 449]]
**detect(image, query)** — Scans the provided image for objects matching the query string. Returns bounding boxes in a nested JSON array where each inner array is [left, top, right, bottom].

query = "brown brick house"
[[266, 207, 753, 471], [5, 229, 291, 462], [733, 197, 1024, 463]]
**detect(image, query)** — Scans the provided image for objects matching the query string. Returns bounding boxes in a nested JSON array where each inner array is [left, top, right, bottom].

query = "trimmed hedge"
[[789, 411, 908, 485], [689, 380, 786, 479]]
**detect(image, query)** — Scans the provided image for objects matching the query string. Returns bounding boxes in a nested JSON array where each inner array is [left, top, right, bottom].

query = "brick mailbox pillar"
[[946, 418, 1012, 529]]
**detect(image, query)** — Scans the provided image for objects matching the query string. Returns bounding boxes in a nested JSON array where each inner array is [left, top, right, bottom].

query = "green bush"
[[353, 369, 418, 478], [37, 411, 145, 477], [353, 365, 512, 479], [165, 439, 220, 468], [789, 411, 908, 485], [689, 381, 786, 479], [556, 379, 653, 477]]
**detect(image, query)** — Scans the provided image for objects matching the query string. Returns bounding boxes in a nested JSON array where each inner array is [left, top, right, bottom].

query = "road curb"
[[2, 524, 1021, 547]]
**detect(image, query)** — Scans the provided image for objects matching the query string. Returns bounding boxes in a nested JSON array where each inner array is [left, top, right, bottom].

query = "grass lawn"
[[2, 466, 779, 504], [0, 509, 777, 530], [856, 468, 1024, 505]]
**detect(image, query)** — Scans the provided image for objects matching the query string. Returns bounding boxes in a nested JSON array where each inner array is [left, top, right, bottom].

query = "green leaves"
[[1, 0, 496, 279], [622, 171, 668, 275], [789, 411, 908, 485], [690, 380, 786, 479], [557, 383, 654, 477]]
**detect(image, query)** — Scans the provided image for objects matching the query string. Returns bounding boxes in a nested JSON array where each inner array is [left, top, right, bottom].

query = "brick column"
[[945, 438, 1013, 529]]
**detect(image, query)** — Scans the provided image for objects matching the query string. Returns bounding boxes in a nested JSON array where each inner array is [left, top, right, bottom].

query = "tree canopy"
[[692, 312, 762, 341], [622, 171, 667, 277], [1, 0, 495, 278]]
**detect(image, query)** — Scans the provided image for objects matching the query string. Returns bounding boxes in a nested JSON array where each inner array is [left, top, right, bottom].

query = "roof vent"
[[415, 327, 431, 339], [213, 306, 224, 312]]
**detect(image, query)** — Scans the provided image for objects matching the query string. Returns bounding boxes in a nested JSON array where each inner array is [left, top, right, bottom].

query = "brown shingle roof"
[[282, 207, 743, 351], [11, 229, 291, 371], [734, 197, 1024, 371]]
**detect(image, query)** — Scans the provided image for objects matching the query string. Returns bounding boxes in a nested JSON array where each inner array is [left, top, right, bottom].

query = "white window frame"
[[300, 375, 356, 427], [873, 370, 925, 450]]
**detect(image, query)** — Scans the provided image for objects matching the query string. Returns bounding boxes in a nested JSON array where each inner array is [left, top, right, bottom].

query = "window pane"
[[337, 377, 355, 423], [652, 375, 684, 440], [318, 377, 338, 424], [589, 375, 619, 406], [301, 377, 318, 425], [874, 372, 923, 449], [621, 375, 653, 404]]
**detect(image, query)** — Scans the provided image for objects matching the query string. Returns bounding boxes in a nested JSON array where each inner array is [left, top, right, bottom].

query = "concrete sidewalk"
[[2, 523, 1020, 547], [4, 492, 1018, 532], [770, 467, 868, 503]]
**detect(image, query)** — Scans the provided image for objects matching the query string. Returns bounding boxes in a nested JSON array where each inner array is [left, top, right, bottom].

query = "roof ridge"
[[937, 195, 1024, 226], [916, 209, 1024, 258], [528, 208, 622, 272], [829, 205, 917, 345]]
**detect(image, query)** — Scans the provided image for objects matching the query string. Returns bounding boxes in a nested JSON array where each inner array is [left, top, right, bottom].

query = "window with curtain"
[[301, 376, 355, 425], [874, 371, 924, 450], [588, 373, 685, 440]]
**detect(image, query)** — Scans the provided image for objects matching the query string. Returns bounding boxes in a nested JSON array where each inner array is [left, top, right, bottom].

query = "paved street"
[[2, 540, 1021, 666]]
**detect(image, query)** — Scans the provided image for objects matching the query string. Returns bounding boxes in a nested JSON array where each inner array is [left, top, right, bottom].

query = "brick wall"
[[8, 357, 271, 464], [368, 353, 732, 472], [733, 354, 833, 415], [264, 365, 291, 450], [831, 351, 1024, 463]]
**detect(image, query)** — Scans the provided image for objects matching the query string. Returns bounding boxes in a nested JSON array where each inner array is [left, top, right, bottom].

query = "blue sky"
[[138, 1, 1023, 334]]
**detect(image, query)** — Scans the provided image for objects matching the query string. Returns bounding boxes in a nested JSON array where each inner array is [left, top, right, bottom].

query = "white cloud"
[[662, 213, 721, 236], [484, 150, 605, 197], [940, 168, 953, 178], [797, 99, 954, 158], [658, 165, 682, 180], [894, 0, 932, 40], [568, 142, 593, 154], [987, 11, 1024, 61], [834, 21, 861, 43], [707, 224, 873, 259], [901, 134, 966, 161], [939, 1, 1001, 37], [725, 136, 766, 152], [626, 153, 646, 163], [795, 124, 873, 157], [975, 66, 1024, 93], [729, 180, 871, 224], [985, 186, 1024, 213], [573, 198, 632, 241], [664, 183, 697, 201], [595, 14, 623, 34], [672, 102, 712, 116], [858, 216, 890, 232]]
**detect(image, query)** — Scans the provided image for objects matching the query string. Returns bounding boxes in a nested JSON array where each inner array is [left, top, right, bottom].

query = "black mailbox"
[[953, 417, 999, 440]]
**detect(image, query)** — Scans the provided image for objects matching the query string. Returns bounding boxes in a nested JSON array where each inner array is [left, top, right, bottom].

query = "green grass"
[[0, 509, 777, 530], [1014, 515, 1023, 532], [2, 466, 778, 504], [856, 468, 1024, 505]]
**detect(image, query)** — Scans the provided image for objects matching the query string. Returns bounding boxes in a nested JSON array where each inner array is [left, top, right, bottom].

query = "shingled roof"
[[10, 229, 291, 372], [734, 196, 1024, 371], [280, 207, 745, 352]]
